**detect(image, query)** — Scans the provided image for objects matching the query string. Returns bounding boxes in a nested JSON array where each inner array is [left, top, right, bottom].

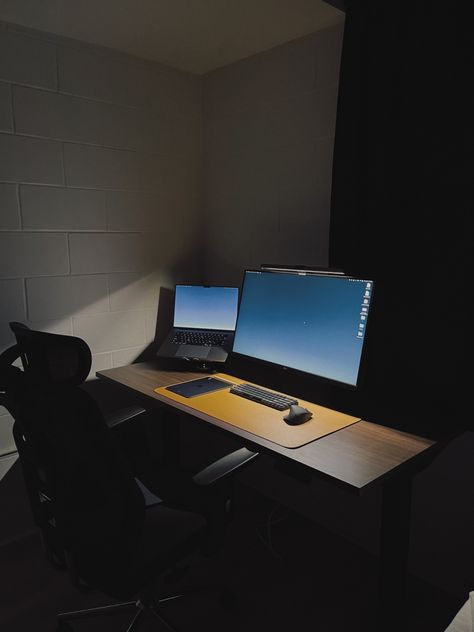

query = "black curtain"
[[329, 1, 473, 439]]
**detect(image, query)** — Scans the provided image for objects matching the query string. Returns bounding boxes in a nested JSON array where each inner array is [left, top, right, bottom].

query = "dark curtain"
[[329, 1, 473, 439]]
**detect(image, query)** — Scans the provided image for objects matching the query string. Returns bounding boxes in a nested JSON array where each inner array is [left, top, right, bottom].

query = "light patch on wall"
[[0, 411, 16, 457], [0, 453, 18, 482]]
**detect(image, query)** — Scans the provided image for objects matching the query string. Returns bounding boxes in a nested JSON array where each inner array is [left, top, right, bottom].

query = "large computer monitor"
[[232, 269, 374, 388]]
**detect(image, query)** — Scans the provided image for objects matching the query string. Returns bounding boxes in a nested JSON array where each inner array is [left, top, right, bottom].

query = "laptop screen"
[[173, 285, 239, 331]]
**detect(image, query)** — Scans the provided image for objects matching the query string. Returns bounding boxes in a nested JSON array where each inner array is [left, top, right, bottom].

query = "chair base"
[[56, 594, 183, 632]]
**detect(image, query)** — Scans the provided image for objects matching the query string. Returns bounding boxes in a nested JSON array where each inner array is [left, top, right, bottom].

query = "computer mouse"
[[283, 404, 313, 425]]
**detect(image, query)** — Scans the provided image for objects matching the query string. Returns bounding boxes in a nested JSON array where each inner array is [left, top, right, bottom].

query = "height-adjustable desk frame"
[[97, 361, 441, 631]]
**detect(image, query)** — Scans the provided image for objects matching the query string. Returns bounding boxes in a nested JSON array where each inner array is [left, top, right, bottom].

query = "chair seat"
[[137, 503, 208, 589], [86, 503, 208, 600]]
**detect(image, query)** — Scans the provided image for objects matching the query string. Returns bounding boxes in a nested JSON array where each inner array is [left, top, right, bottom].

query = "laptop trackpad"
[[178, 345, 211, 359]]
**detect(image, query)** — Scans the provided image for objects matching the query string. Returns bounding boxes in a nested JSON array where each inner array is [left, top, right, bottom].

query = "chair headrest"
[[9, 322, 92, 386]]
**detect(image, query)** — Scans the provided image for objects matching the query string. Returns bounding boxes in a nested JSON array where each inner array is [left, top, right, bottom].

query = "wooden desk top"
[[97, 362, 436, 494]]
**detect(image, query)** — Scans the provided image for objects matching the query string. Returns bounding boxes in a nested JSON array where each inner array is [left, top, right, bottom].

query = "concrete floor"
[[0, 484, 463, 632]]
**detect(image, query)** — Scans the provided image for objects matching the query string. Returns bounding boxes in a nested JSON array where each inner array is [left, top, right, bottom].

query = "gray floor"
[[0, 485, 463, 632]]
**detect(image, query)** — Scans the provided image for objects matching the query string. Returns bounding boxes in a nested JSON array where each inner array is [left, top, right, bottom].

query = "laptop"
[[156, 285, 239, 363]]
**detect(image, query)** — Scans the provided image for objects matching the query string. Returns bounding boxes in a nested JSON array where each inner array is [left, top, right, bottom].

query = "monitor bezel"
[[229, 269, 374, 390]]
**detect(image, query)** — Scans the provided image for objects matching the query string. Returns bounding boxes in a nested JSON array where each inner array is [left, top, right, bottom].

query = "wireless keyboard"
[[229, 383, 298, 411]]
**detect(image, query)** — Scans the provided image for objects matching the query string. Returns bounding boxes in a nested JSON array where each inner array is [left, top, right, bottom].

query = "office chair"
[[0, 323, 258, 631]]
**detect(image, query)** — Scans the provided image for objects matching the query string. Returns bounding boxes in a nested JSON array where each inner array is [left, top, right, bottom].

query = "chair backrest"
[[2, 324, 146, 597], [10, 321, 92, 386]]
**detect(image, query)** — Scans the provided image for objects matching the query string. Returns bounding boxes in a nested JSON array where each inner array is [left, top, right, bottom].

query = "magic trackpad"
[[178, 345, 211, 359]]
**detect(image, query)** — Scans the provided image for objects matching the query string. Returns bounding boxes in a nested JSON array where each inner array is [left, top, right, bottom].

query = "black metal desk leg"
[[377, 475, 413, 630]]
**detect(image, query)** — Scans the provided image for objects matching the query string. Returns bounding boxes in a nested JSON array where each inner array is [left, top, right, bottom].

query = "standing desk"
[[97, 361, 439, 630]]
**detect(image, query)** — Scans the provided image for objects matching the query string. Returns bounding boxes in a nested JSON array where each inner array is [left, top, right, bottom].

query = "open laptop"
[[156, 285, 239, 364]]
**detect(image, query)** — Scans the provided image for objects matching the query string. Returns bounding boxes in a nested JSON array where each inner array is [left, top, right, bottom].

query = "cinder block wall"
[[203, 24, 343, 285], [0, 23, 203, 457]]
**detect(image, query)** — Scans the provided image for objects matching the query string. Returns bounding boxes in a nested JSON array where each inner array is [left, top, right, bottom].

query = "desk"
[[97, 361, 439, 629]]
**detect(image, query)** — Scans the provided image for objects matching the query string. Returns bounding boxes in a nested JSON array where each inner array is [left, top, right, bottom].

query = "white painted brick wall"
[[0, 133, 64, 184], [0, 411, 15, 455], [26, 275, 110, 320], [72, 310, 146, 353], [63, 143, 145, 190], [0, 452, 18, 479], [0, 232, 69, 276], [68, 233, 147, 274], [203, 24, 344, 284], [58, 45, 149, 107], [20, 185, 107, 231], [0, 183, 20, 229], [108, 272, 162, 311], [105, 191, 163, 231], [0, 24, 203, 456], [0, 82, 12, 132], [0, 29, 57, 89], [0, 278, 26, 322]]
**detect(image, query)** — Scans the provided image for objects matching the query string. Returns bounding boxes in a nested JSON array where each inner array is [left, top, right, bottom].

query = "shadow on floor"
[[0, 485, 463, 632]]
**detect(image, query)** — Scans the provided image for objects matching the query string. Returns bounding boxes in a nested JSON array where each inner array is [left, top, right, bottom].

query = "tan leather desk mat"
[[154, 373, 360, 449]]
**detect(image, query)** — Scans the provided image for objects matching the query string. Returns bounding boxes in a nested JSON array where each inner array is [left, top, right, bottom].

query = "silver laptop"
[[156, 285, 239, 363]]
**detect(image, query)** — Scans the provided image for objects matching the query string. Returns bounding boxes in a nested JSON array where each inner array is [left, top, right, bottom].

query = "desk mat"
[[154, 373, 360, 449]]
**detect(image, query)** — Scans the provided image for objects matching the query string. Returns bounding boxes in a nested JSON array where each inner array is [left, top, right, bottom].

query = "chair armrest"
[[192, 447, 259, 486], [104, 405, 146, 429]]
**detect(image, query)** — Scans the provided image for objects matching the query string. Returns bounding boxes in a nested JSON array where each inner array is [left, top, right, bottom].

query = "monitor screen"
[[173, 285, 239, 331], [232, 270, 374, 387]]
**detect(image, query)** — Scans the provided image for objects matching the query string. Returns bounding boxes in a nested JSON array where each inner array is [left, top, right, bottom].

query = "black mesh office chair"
[[0, 323, 258, 631]]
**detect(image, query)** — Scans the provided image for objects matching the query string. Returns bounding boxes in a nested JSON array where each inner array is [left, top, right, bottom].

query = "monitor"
[[173, 285, 239, 331], [232, 270, 374, 387]]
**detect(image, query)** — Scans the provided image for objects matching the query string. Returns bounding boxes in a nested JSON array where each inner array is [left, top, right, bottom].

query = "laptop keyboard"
[[229, 383, 298, 411], [172, 330, 228, 346]]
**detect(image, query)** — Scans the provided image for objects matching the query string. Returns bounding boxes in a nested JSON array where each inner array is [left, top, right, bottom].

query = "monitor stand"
[[186, 360, 216, 374]]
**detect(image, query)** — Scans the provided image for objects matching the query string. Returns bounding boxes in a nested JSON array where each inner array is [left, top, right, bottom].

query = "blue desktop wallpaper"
[[232, 271, 373, 386], [174, 286, 239, 331]]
